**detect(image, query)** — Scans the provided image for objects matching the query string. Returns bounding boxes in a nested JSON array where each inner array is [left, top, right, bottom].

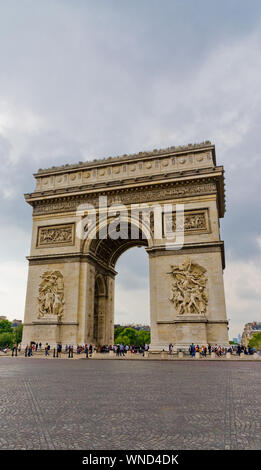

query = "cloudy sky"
[[0, 0, 261, 339]]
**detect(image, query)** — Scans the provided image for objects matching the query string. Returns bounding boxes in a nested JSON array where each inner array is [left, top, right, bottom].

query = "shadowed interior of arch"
[[88, 221, 149, 268]]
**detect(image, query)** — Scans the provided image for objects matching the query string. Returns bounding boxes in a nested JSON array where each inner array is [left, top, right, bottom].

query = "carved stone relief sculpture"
[[169, 258, 208, 316], [38, 271, 64, 320], [37, 224, 74, 246], [164, 211, 207, 235]]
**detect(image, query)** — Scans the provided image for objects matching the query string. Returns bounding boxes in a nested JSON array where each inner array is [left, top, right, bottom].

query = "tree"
[[114, 326, 125, 339], [115, 327, 137, 345], [114, 327, 150, 346], [0, 332, 14, 348], [13, 324, 23, 345], [136, 330, 150, 346], [249, 332, 261, 351], [0, 319, 13, 334]]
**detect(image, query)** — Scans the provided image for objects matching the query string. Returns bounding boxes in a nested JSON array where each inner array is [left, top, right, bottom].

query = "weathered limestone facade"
[[22, 141, 229, 350]]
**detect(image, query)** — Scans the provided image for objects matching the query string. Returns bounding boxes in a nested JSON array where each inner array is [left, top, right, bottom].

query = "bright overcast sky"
[[0, 0, 261, 339]]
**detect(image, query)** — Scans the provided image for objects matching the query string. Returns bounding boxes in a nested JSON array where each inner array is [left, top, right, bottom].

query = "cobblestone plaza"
[[0, 357, 260, 450]]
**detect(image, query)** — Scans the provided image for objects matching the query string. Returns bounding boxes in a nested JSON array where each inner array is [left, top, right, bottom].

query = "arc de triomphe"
[[22, 141, 229, 350]]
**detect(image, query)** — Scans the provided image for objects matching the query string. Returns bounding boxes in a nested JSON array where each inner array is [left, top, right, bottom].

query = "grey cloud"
[[115, 247, 149, 291], [0, 0, 261, 333]]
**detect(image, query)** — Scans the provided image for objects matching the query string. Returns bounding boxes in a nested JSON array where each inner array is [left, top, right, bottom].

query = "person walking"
[[45, 343, 49, 356], [28, 343, 33, 357], [189, 343, 195, 358]]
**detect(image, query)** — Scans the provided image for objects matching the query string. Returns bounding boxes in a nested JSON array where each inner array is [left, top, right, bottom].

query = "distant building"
[[11, 319, 22, 328], [241, 322, 261, 347], [0, 315, 7, 321], [232, 338, 238, 344], [114, 324, 150, 332]]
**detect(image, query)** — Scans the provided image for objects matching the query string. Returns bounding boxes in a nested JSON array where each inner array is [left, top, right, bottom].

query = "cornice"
[[146, 241, 225, 269], [35, 141, 214, 177], [25, 166, 222, 200], [27, 252, 118, 276]]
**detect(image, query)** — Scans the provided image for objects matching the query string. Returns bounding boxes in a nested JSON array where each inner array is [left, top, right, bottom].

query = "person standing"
[[119, 343, 124, 356], [57, 343, 62, 357]]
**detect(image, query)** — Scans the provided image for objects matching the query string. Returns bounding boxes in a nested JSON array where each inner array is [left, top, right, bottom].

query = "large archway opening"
[[85, 219, 152, 346], [114, 246, 150, 327]]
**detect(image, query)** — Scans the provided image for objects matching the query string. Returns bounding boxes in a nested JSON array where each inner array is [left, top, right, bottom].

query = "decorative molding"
[[146, 241, 225, 269], [37, 223, 75, 247], [32, 180, 217, 216]]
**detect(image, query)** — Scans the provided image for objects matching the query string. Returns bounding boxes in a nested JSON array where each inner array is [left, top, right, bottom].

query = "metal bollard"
[[53, 348, 56, 357]]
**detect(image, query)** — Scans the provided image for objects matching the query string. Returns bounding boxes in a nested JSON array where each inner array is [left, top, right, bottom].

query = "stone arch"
[[83, 215, 152, 346], [82, 213, 153, 268]]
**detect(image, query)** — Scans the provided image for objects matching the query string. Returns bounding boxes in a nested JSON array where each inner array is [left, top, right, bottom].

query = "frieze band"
[[33, 181, 217, 216]]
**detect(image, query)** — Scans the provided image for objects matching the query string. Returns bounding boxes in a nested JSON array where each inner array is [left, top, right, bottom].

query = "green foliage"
[[0, 319, 13, 334], [0, 320, 23, 349], [248, 332, 261, 350], [0, 332, 14, 348], [114, 327, 150, 346], [13, 324, 23, 345], [229, 340, 237, 345], [114, 326, 125, 339], [136, 329, 150, 346]]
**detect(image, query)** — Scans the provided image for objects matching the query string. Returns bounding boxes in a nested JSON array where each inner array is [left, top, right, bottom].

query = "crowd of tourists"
[[8, 340, 257, 358], [22, 342, 150, 357], [185, 343, 256, 357], [75, 343, 150, 356]]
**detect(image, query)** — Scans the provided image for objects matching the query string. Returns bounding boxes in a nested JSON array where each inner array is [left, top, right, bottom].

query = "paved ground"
[[0, 357, 260, 450]]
